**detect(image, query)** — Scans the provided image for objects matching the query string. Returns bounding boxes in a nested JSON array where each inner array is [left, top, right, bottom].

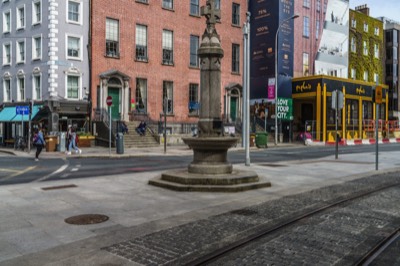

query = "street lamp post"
[[275, 14, 299, 145], [243, 12, 250, 166]]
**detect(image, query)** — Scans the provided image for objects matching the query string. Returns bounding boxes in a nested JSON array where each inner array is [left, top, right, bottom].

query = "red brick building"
[[293, 0, 326, 78], [90, 0, 247, 132]]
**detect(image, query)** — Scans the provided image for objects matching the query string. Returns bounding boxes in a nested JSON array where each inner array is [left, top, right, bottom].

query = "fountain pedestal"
[[148, 0, 271, 192], [184, 137, 238, 175]]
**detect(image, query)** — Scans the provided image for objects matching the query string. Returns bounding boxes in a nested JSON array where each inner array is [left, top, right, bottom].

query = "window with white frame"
[[316, 0, 321, 12], [351, 18, 356, 28], [32, 0, 41, 25], [162, 30, 173, 65], [374, 73, 379, 83], [17, 40, 25, 63], [17, 6, 25, 29], [135, 78, 147, 113], [232, 3, 240, 26], [374, 43, 379, 58], [374, 27, 379, 36], [214, 0, 220, 9], [17, 77, 25, 101], [351, 37, 356, 53], [303, 53, 309, 76], [163, 0, 173, 9], [67, 75, 80, 99], [3, 10, 11, 33], [32, 36, 42, 60], [106, 18, 119, 57], [33, 75, 41, 100], [214, 0, 221, 21], [303, 16, 310, 37], [3, 79, 11, 102], [316, 20, 320, 39], [232, 43, 240, 73], [303, 0, 310, 8], [135, 24, 148, 61], [364, 71, 368, 82], [190, 35, 199, 67], [67, 35, 81, 59], [162, 81, 173, 114], [363, 40, 368, 55], [68, 0, 81, 23], [3, 43, 11, 65], [189, 83, 199, 115], [363, 22, 368, 32], [351, 68, 356, 79], [190, 0, 199, 16]]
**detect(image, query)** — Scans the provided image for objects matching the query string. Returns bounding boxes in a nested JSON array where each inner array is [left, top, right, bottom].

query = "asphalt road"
[[1, 144, 399, 185]]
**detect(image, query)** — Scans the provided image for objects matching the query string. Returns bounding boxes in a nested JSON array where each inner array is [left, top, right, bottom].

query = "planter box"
[[78, 136, 95, 147]]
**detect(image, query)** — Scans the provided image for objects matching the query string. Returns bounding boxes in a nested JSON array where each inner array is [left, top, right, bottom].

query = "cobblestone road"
[[103, 173, 400, 265]]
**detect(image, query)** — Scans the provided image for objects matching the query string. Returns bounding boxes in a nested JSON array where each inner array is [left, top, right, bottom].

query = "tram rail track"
[[187, 182, 400, 266], [356, 228, 400, 266]]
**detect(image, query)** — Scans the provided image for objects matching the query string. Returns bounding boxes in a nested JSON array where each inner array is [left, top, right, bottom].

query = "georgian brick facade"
[[90, 0, 246, 127]]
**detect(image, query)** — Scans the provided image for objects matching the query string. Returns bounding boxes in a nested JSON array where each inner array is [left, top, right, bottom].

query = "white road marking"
[[34, 162, 69, 182]]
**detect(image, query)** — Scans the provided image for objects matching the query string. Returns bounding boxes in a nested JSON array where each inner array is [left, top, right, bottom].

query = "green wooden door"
[[230, 97, 237, 122], [108, 88, 120, 120]]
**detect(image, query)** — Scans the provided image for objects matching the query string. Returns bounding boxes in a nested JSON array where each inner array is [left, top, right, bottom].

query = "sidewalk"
[[0, 144, 399, 265], [0, 141, 304, 159]]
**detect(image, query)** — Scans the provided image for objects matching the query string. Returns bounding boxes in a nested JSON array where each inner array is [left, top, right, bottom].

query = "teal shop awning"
[[0, 106, 41, 122]]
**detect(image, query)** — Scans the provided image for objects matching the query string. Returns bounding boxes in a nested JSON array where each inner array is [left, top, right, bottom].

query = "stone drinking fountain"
[[149, 0, 271, 192]]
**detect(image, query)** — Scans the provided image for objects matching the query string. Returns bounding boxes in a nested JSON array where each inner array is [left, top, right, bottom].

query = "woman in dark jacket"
[[34, 127, 46, 161]]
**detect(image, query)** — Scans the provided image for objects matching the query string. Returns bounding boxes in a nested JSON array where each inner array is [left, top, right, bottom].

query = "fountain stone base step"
[[149, 170, 271, 192]]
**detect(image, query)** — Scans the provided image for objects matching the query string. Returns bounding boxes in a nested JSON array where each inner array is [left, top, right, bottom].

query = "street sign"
[[106, 96, 113, 106], [16, 106, 29, 115], [332, 90, 344, 110]]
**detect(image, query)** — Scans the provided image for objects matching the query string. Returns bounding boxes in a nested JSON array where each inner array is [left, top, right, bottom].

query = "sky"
[[349, 0, 399, 22]]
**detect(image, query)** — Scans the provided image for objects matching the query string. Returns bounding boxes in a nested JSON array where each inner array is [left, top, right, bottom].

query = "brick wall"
[[91, 0, 246, 123]]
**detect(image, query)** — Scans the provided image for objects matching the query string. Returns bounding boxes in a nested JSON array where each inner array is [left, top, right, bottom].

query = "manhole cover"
[[65, 214, 109, 225]]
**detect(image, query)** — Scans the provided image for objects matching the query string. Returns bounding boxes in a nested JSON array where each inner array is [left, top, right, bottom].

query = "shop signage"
[[268, 78, 275, 100], [276, 97, 293, 121]]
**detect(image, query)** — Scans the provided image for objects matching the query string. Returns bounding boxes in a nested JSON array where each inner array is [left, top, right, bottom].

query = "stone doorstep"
[[148, 175, 271, 192]]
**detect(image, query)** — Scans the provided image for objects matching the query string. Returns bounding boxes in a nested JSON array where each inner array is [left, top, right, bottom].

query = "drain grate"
[[65, 214, 109, 225], [41, 184, 77, 190]]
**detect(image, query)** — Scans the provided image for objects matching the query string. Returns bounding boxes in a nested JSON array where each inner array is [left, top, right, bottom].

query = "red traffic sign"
[[106, 96, 113, 106]]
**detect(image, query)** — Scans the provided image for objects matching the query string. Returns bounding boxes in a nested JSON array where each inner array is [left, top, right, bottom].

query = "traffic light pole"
[[375, 104, 379, 170]]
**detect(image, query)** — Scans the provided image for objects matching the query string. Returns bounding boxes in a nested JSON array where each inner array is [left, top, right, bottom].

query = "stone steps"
[[149, 169, 271, 192], [122, 121, 160, 148]]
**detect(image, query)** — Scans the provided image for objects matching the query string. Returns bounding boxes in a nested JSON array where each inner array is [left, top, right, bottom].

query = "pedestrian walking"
[[66, 127, 82, 155], [66, 125, 72, 152], [33, 127, 46, 161]]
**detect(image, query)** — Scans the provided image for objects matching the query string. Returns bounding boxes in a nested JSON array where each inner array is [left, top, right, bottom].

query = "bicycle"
[[14, 136, 27, 151]]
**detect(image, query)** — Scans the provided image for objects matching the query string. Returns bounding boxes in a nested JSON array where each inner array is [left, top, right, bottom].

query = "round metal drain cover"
[[65, 214, 109, 225]]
